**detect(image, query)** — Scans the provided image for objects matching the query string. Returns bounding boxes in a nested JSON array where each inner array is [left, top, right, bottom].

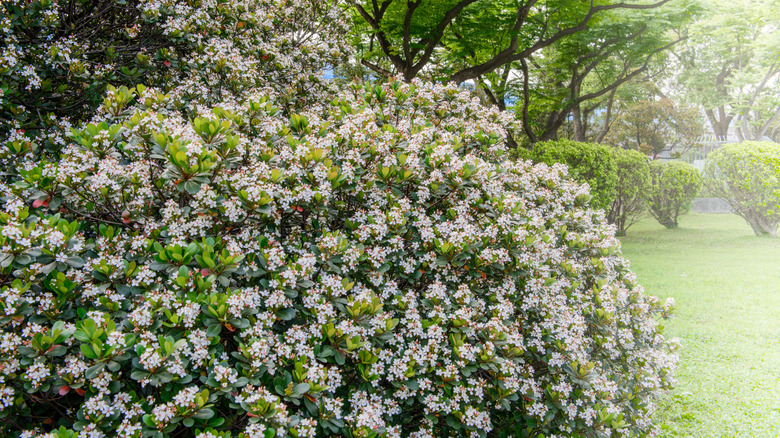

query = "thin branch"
[[519, 57, 537, 144], [354, 1, 406, 72], [595, 87, 618, 143], [407, 0, 481, 78], [361, 59, 394, 78]]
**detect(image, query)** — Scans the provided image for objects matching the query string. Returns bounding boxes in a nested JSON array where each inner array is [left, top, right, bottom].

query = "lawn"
[[619, 213, 780, 438]]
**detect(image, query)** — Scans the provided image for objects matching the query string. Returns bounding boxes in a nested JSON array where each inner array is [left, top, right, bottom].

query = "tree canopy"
[[677, 0, 780, 140], [351, 0, 677, 81], [349, 0, 698, 146]]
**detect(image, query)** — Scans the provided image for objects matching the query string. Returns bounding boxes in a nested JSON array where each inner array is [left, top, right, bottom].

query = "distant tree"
[[605, 97, 704, 158], [608, 147, 651, 236], [647, 160, 701, 228], [705, 142, 780, 237], [677, 0, 780, 140], [515, 4, 689, 143]]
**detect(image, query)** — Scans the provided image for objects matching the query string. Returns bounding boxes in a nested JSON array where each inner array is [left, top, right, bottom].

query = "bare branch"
[[361, 59, 395, 78], [519, 57, 537, 144]]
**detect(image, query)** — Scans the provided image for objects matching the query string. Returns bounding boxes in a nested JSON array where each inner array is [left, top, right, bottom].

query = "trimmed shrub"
[[0, 79, 678, 437], [607, 148, 650, 236], [704, 141, 780, 237], [647, 161, 701, 229], [528, 140, 618, 210]]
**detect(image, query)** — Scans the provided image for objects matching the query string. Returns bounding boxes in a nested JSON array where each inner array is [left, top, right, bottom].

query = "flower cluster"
[[0, 74, 677, 437], [1, 0, 348, 157]]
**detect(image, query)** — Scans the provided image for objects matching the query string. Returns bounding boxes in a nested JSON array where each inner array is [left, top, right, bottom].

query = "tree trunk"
[[705, 107, 733, 140], [736, 126, 746, 142], [537, 127, 560, 142], [573, 103, 586, 142], [746, 217, 766, 237], [594, 87, 618, 143], [742, 211, 778, 237]]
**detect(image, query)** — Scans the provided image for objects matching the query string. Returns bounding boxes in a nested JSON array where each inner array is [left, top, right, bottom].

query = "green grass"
[[619, 213, 780, 438]]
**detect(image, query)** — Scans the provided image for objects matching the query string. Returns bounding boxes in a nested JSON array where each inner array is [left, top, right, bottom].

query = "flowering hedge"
[[1, 0, 348, 154], [0, 78, 677, 437]]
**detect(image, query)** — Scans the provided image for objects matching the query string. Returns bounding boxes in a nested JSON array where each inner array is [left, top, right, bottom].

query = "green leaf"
[[192, 408, 214, 419], [0, 253, 14, 268], [334, 351, 345, 365], [293, 383, 310, 395], [297, 280, 315, 288], [276, 308, 295, 320], [80, 344, 98, 359], [130, 370, 150, 381], [72, 330, 91, 343], [206, 324, 222, 337], [14, 254, 32, 265], [85, 363, 105, 380], [65, 256, 85, 268], [183, 180, 201, 194], [142, 414, 156, 427], [46, 345, 68, 357]]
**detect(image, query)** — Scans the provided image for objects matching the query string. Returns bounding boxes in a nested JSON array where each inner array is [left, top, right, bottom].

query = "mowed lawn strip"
[[619, 213, 780, 438]]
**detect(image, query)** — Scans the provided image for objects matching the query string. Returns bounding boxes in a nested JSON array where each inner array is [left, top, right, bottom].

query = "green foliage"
[[521, 3, 695, 141], [605, 97, 704, 158], [647, 161, 701, 229], [528, 140, 618, 210], [351, 0, 695, 143], [0, 79, 678, 437], [0, 2, 679, 436], [0, 0, 347, 156], [0, 0, 181, 150], [678, 0, 780, 140], [704, 141, 780, 237], [607, 148, 650, 236], [351, 0, 526, 80]]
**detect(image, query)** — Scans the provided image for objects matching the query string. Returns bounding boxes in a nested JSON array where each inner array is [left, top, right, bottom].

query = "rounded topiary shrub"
[[607, 148, 650, 236], [704, 141, 780, 237], [0, 80, 677, 438], [647, 160, 701, 229], [527, 140, 618, 211]]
